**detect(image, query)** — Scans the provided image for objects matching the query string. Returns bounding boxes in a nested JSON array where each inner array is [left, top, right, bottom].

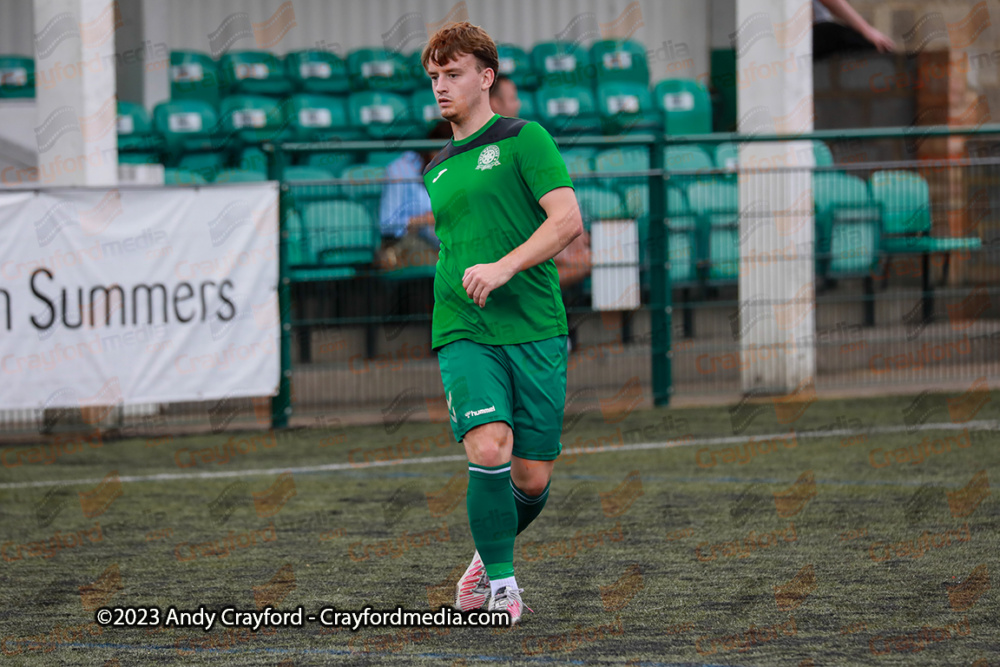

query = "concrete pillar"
[[33, 0, 119, 185], [115, 0, 169, 109], [734, 0, 816, 395]]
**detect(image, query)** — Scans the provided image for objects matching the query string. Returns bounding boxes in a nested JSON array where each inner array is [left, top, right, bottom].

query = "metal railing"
[[3, 123, 999, 437], [265, 123, 1000, 429]]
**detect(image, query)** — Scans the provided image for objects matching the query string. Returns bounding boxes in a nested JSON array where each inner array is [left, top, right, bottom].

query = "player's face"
[[427, 53, 493, 123]]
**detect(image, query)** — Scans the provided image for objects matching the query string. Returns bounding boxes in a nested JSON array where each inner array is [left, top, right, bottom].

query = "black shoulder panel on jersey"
[[422, 116, 529, 176]]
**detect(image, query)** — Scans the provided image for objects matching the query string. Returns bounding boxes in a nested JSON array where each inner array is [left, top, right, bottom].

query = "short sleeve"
[[515, 121, 574, 202]]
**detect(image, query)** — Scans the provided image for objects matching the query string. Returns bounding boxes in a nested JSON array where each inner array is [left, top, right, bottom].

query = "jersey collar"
[[452, 113, 501, 146]]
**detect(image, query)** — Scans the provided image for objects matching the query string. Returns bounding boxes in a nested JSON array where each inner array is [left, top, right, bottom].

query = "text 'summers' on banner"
[[0, 185, 280, 409]]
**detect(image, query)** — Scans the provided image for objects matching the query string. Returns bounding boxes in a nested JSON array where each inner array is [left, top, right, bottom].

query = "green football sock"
[[467, 462, 517, 580], [511, 479, 550, 535]]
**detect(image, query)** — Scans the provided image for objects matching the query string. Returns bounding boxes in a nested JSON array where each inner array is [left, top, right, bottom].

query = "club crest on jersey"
[[475, 144, 501, 170]]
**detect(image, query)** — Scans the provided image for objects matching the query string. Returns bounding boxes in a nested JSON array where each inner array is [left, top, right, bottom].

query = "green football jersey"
[[423, 113, 574, 350]]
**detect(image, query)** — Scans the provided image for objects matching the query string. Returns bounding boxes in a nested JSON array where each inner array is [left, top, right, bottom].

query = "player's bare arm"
[[461, 187, 583, 307]]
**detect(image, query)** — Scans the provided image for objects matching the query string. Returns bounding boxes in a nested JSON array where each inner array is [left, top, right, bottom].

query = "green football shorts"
[[437, 335, 568, 461]]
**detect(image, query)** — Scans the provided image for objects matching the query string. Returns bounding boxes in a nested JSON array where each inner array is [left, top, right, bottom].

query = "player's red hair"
[[422, 22, 500, 90]]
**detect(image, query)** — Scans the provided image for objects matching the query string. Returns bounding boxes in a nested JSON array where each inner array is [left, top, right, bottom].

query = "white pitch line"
[[0, 419, 997, 490]]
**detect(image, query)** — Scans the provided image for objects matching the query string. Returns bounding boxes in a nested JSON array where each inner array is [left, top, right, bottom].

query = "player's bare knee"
[[511, 459, 554, 495], [463, 422, 512, 466], [516, 476, 550, 496]]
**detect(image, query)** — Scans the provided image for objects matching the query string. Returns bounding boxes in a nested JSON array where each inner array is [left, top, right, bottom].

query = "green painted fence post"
[[649, 134, 672, 406], [267, 143, 292, 429]]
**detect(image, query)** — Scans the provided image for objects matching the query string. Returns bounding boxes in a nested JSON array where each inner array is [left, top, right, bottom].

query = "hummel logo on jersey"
[[475, 145, 501, 170], [433, 168, 448, 183], [447, 391, 457, 423], [465, 405, 496, 419]]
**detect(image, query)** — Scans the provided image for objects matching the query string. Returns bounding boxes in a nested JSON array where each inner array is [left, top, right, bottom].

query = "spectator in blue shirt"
[[378, 121, 452, 268]]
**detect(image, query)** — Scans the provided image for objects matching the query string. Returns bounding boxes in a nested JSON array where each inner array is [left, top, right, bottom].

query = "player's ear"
[[482, 67, 495, 92]]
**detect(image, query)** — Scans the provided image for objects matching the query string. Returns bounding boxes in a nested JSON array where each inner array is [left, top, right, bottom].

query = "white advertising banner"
[[0, 184, 280, 410]]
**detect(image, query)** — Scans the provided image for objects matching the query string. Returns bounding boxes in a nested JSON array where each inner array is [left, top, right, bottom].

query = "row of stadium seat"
[[569, 169, 979, 285], [1, 40, 679, 101], [185, 167, 975, 287], [118, 79, 712, 164], [169, 42, 661, 98], [116, 81, 713, 176]]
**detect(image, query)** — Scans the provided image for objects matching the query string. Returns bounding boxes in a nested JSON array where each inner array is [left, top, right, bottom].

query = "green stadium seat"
[[284, 167, 341, 228], [813, 173, 878, 277], [153, 99, 218, 144], [304, 151, 356, 176], [303, 199, 379, 267], [219, 94, 287, 145], [286, 50, 349, 94], [286, 94, 360, 142], [667, 184, 698, 230], [637, 186, 698, 286], [870, 170, 982, 254], [339, 163, 386, 200], [170, 50, 223, 105], [285, 166, 338, 197], [348, 48, 412, 92], [153, 99, 225, 175], [619, 183, 648, 219], [221, 95, 287, 175], [117, 101, 153, 143], [348, 91, 422, 140], [497, 43, 539, 90], [407, 51, 427, 90], [686, 180, 739, 281], [595, 146, 649, 190], [590, 40, 650, 86], [0, 55, 35, 98], [411, 88, 443, 127], [284, 166, 336, 182], [531, 42, 593, 88], [289, 202, 370, 282], [560, 147, 597, 178], [365, 151, 407, 168], [176, 153, 228, 179], [518, 90, 539, 122], [219, 51, 293, 96], [284, 169, 340, 271], [814, 140, 834, 167], [534, 85, 601, 135], [285, 209, 314, 268], [664, 146, 714, 171], [653, 79, 712, 135], [119, 153, 161, 165], [164, 168, 208, 186], [234, 146, 266, 175], [117, 101, 161, 161], [213, 169, 268, 183], [663, 145, 715, 189], [715, 143, 739, 172], [668, 186, 698, 283], [714, 142, 824, 173], [596, 81, 662, 134], [575, 185, 626, 230]]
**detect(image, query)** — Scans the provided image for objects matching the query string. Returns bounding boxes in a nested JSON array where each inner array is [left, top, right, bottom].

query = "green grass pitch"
[[0, 392, 997, 665]]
